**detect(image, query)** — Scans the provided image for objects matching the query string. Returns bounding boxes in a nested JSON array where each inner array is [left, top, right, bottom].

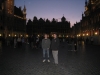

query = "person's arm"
[[42, 39, 44, 49], [48, 39, 51, 49], [50, 39, 53, 49]]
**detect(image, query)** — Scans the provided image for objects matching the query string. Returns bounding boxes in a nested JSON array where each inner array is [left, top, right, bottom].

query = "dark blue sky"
[[15, 0, 86, 26]]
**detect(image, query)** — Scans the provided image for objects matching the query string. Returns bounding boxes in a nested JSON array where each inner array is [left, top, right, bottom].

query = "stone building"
[[0, 0, 26, 38]]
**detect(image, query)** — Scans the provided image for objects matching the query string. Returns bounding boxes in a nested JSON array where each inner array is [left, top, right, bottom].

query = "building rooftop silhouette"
[[14, 6, 24, 17]]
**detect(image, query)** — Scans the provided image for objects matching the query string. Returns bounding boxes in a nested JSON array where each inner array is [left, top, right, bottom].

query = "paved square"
[[0, 42, 100, 75]]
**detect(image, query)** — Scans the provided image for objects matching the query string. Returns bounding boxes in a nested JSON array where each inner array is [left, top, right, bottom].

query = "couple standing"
[[42, 33, 60, 64]]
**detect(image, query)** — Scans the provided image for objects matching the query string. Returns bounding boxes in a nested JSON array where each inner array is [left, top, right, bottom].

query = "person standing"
[[51, 33, 60, 65], [42, 34, 51, 62], [14, 37, 17, 48], [17, 37, 21, 48], [91, 37, 94, 45]]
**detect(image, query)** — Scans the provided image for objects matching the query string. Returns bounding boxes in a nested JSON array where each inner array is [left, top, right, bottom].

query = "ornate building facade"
[[0, 0, 26, 38], [26, 16, 71, 37], [72, 0, 100, 44]]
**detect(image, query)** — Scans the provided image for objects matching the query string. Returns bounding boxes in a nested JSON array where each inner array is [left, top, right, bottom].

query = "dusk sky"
[[15, 0, 86, 26]]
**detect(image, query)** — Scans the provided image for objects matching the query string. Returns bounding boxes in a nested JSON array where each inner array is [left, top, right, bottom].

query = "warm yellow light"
[[15, 35, 16, 37], [21, 35, 22, 37], [26, 35, 28, 37], [77, 35, 78, 37], [38, 35, 40, 37], [0, 34, 1, 36], [83, 34, 85, 36], [9, 34, 10, 36], [95, 32, 97, 35], [79, 34, 80, 36], [67, 35, 68, 37], [86, 33, 88, 36]]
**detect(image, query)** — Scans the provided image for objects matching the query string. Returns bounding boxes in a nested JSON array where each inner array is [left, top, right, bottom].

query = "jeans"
[[52, 51, 58, 64], [43, 48, 49, 59]]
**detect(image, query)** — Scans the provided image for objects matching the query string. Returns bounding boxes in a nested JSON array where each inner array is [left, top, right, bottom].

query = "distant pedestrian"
[[17, 37, 21, 48], [21, 37, 25, 46], [74, 38, 77, 51], [6, 37, 10, 46], [42, 34, 51, 62], [51, 33, 60, 65], [30, 35, 34, 49], [91, 37, 94, 45], [86, 37, 89, 44], [36, 36, 39, 49], [14, 38, 17, 48]]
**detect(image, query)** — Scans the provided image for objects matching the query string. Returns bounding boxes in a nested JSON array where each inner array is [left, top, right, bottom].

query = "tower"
[[85, 0, 87, 7], [23, 5, 26, 19], [85, 0, 88, 11], [61, 14, 66, 22], [4, 0, 14, 15]]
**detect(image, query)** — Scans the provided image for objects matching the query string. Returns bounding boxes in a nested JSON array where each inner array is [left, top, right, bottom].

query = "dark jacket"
[[51, 38, 60, 51], [42, 39, 51, 49]]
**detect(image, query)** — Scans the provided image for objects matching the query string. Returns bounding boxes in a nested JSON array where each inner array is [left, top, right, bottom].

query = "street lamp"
[[26, 35, 28, 37], [83, 34, 85, 36], [86, 33, 88, 36], [95, 32, 97, 35], [38, 34, 40, 37], [9, 34, 11, 37], [52, 35, 53, 37], [77, 35, 78, 37]]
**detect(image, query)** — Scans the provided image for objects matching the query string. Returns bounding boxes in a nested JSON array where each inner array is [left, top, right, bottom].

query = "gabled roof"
[[14, 6, 23, 17]]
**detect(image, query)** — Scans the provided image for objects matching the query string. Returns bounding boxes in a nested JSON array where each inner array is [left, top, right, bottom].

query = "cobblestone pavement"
[[0, 42, 100, 75]]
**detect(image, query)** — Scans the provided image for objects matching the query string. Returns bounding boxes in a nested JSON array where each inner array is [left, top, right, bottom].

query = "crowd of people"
[[0, 33, 95, 64]]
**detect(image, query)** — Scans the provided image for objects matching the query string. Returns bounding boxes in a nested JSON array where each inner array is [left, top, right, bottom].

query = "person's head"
[[44, 34, 48, 39], [53, 33, 57, 39]]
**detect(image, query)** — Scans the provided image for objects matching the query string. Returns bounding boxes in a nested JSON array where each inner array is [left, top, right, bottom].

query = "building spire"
[[85, 0, 87, 6], [24, 1, 26, 10], [23, 1, 26, 19]]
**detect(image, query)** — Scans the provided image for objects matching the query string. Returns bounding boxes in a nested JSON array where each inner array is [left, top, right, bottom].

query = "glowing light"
[[21, 35, 22, 37], [79, 34, 80, 36], [52, 35, 53, 37], [38, 35, 40, 37], [83, 34, 85, 36], [67, 35, 68, 37], [26, 35, 28, 37], [63, 35, 64, 37], [86, 33, 88, 36], [9, 34, 10, 36], [0, 34, 1, 36], [15, 35, 16, 37], [95, 32, 97, 35]]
